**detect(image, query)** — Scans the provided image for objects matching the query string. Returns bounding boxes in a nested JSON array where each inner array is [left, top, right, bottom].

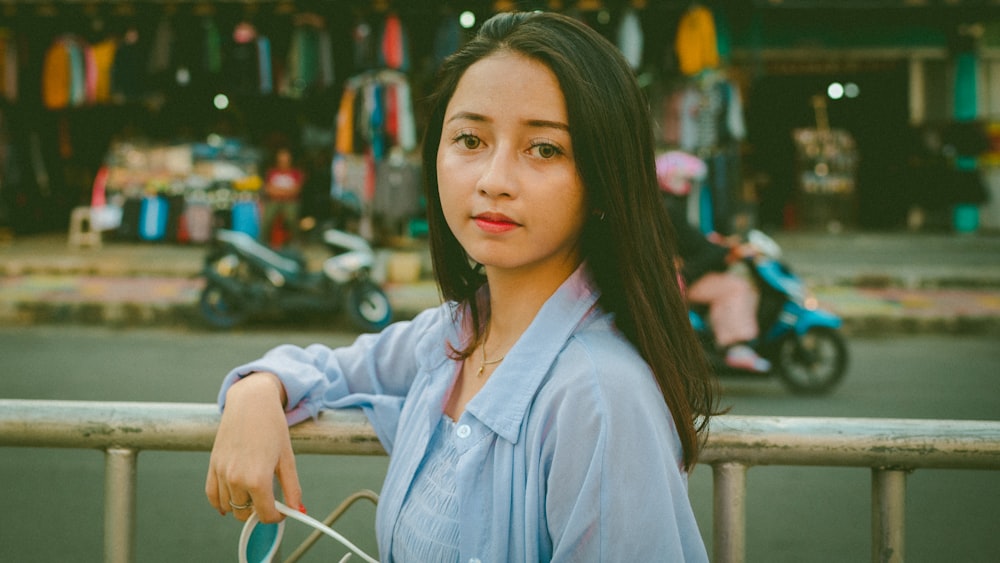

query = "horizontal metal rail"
[[700, 415, 1000, 470], [698, 415, 1000, 563], [2, 399, 999, 563], [0, 399, 383, 455]]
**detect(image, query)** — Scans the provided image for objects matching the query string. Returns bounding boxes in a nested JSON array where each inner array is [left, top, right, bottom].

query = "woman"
[[207, 11, 719, 561]]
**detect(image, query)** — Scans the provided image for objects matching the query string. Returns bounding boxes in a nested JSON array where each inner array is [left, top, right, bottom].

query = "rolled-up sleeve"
[[217, 305, 452, 448]]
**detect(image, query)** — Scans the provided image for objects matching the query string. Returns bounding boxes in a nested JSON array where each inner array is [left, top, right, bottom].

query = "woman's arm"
[[218, 305, 448, 425], [206, 372, 299, 523], [206, 305, 449, 522]]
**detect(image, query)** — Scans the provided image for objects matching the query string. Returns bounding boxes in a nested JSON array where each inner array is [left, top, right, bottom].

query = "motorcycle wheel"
[[199, 282, 250, 329], [346, 280, 393, 332], [775, 327, 848, 395]]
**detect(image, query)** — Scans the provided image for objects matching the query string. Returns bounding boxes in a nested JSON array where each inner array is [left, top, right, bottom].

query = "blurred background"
[[1, 0, 1000, 245], [1, 1, 999, 562]]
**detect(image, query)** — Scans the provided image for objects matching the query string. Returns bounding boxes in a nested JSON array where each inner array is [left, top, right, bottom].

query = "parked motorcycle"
[[199, 228, 393, 332], [689, 230, 849, 395]]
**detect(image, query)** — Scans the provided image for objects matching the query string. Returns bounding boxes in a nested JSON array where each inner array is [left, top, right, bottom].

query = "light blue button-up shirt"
[[220, 265, 709, 562]]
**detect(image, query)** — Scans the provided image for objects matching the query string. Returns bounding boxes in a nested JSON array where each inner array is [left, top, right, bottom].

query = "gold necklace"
[[476, 338, 505, 378]]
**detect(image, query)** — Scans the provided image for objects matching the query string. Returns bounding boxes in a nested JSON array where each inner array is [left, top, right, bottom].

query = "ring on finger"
[[229, 499, 253, 510]]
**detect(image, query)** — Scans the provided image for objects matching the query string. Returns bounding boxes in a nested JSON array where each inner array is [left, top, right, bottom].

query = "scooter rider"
[[661, 190, 771, 373]]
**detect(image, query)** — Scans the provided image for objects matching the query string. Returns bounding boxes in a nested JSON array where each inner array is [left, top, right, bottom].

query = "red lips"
[[474, 212, 519, 234]]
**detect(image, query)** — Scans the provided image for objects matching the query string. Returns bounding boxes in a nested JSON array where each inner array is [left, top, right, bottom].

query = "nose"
[[476, 146, 517, 199]]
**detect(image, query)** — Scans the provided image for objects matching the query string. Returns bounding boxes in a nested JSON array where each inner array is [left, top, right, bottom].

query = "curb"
[[4, 301, 999, 336], [2, 281, 999, 336], [3, 234, 1000, 335]]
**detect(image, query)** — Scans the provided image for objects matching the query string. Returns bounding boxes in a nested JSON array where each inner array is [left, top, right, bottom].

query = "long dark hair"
[[420, 11, 720, 471]]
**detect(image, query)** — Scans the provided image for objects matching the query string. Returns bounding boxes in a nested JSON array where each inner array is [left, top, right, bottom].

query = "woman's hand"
[[205, 372, 303, 523]]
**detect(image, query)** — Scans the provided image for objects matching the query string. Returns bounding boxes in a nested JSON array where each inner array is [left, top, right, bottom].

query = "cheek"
[[436, 169, 464, 233], [439, 191, 462, 234], [555, 179, 589, 232], [437, 150, 476, 213]]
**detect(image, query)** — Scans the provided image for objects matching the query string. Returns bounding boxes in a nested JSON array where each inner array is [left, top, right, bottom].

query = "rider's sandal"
[[724, 344, 772, 373]]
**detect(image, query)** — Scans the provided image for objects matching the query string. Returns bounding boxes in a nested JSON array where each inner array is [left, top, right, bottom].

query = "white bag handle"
[[238, 500, 378, 563]]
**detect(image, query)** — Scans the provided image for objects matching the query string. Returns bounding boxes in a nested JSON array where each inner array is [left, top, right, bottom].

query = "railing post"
[[104, 448, 137, 563], [871, 468, 907, 563], [713, 461, 748, 563]]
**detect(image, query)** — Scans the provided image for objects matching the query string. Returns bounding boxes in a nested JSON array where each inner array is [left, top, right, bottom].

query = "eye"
[[531, 142, 563, 159], [454, 133, 481, 150]]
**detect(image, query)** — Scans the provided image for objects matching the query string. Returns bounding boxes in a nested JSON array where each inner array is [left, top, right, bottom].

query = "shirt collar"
[[464, 263, 602, 443]]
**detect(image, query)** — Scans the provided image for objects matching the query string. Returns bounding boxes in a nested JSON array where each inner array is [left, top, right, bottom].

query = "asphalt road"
[[1, 326, 998, 562]]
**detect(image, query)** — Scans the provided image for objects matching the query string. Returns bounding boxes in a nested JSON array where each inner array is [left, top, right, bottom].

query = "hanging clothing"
[[82, 42, 98, 103], [335, 69, 417, 158], [395, 80, 417, 151], [90, 39, 116, 104], [675, 72, 745, 154], [0, 29, 18, 102], [367, 82, 385, 160], [42, 36, 96, 109], [954, 51, 977, 121], [379, 14, 409, 71], [677, 86, 701, 152], [282, 13, 334, 98], [336, 87, 357, 155], [721, 80, 746, 144], [203, 18, 222, 76], [694, 79, 723, 151], [42, 38, 72, 109], [656, 150, 707, 197], [373, 152, 422, 225], [67, 39, 86, 106], [617, 7, 644, 71], [256, 36, 273, 94], [331, 152, 370, 208], [713, 6, 732, 63], [674, 5, 719, 76]]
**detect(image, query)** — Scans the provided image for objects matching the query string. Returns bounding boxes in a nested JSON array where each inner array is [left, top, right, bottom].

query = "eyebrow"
[[445, 111, 569, 133]]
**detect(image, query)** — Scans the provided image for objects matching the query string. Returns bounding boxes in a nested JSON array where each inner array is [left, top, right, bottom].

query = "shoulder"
[[537, 313, 671, 424], [526, 312, 684, 464], [382, 302, 455, 351], [409, 303, 458, 355], [559, 314, 653, 391]]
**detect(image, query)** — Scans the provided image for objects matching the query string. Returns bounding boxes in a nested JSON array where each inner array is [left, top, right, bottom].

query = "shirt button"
[[456, 424, 471, 438]]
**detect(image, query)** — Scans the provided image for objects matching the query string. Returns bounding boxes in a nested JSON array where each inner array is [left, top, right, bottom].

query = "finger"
[[205, 469, 225, 515], [227, 491, 256, 522], [246, 483, 280, 523], [276, 449, 304, 515]]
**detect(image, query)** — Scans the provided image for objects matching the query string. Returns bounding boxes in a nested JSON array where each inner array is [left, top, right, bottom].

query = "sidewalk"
[[2, 231, 1000, 334]]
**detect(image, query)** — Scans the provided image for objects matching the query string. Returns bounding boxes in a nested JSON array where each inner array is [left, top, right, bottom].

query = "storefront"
[[729, 1, 1000, 232], [1, 0, 998, 242]]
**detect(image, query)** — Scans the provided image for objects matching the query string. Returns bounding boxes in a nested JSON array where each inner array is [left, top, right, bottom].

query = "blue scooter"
[[689, 230, 849, 395]]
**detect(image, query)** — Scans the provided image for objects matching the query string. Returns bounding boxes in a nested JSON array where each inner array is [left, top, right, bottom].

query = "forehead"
[[446, 52, 567, 121]]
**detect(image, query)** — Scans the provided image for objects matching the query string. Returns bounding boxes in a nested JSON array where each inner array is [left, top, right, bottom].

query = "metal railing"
[[2, 398, 999, 563]]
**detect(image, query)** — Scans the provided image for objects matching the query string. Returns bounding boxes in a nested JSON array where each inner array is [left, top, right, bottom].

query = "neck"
[[482, 262, 579, 349]]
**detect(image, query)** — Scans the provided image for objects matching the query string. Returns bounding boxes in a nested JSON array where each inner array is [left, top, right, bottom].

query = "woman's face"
[[437, 51, 588, 285]]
